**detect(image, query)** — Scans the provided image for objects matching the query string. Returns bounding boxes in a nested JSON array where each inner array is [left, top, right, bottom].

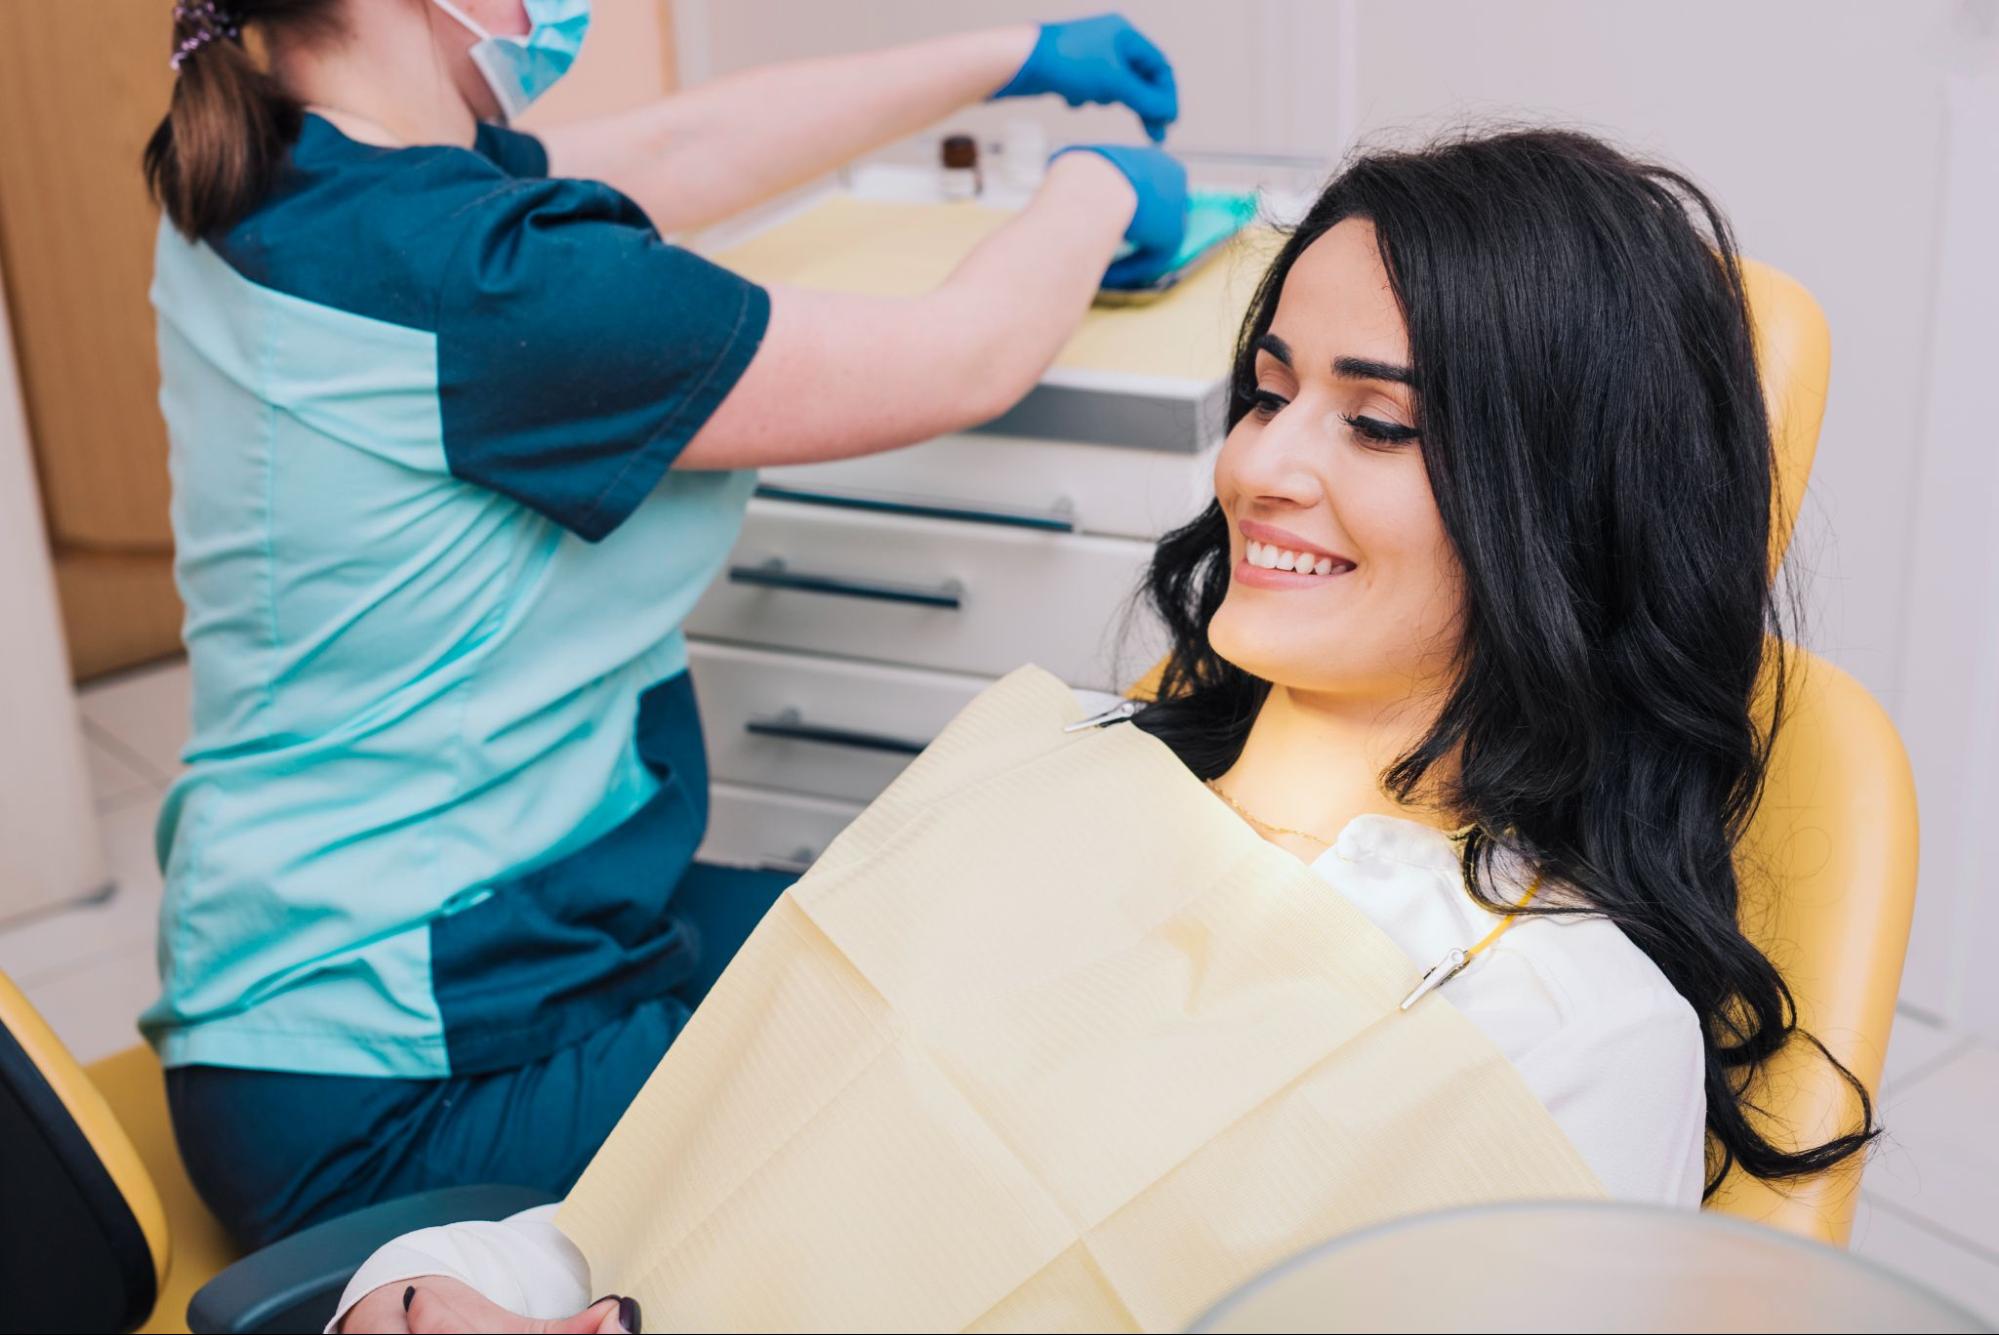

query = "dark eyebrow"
[[1334, 355, 1417, 387], [1253, 333, 1292, 365], [1256, 337, 1416, 388]]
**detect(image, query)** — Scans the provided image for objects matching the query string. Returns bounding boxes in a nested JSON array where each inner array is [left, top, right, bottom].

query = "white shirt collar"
[[1324, 812, 1466, 878]]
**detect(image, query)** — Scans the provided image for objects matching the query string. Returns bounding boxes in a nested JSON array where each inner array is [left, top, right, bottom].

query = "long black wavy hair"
[[1134, 128, 1874, 1194]]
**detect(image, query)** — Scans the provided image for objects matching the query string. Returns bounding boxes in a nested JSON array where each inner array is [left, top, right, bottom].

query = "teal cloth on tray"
[[1112, 189, 1259, 291]]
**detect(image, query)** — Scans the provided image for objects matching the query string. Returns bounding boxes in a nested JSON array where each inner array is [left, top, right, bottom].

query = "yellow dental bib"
[[557, 667, 1602, 1331]]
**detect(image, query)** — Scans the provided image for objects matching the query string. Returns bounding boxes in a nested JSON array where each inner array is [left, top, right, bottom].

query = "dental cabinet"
[[683, 170, 1283, 874]]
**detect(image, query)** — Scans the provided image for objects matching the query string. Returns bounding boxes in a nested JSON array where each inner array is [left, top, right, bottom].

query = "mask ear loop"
[[429, 0, 494, 41]]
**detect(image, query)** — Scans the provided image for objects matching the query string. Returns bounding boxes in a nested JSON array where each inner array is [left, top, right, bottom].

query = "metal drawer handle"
[[754, 482, 1077, 533], [745, 708, 930, 757], [728, 558, 963, 610]]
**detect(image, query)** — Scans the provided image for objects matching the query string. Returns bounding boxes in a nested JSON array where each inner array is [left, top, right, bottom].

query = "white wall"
[[1894, 70, 1999, 1031], [675, 0, 1998, 1030], [0, 256, 109, 924], [680, 1, 1350, 160]]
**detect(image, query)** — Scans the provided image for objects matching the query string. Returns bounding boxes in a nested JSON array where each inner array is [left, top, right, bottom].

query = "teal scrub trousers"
[[164, 861, 791, 1249]]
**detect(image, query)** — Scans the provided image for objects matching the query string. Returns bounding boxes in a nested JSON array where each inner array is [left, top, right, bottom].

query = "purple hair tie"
[[170, 0, 241, 72]]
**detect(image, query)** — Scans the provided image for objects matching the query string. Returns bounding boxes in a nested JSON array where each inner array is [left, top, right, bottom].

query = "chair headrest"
[[1739, 258, 1830, 565]]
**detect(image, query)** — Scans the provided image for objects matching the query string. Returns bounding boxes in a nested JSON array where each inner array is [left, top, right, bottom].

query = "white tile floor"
[[7, 658, 1998, 1323]]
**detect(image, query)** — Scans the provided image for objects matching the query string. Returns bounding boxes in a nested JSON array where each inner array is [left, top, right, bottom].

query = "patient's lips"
[[1236, 520, 1356, 588]]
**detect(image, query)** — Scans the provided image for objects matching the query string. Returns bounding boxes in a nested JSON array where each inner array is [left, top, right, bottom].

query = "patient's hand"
[[340, 1276, 631, 1333]]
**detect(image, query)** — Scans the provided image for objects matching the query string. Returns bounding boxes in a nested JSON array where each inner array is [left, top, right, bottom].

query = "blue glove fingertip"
[[1103, 239, 1180, 291], [992, 14, 1180, 142], [1101, 255, 1155, 291]]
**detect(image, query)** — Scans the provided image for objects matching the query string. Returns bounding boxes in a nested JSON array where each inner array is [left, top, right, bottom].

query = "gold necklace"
[[1203, 780, 1332, 848], [1204, 777, 1543, 1009]]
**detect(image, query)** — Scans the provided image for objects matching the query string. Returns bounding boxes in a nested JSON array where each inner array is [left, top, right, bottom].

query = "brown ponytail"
[[143, 1, 339, 239]]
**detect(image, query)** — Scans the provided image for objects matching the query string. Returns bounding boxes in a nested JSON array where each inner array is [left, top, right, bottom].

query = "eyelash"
[[1246, 390, 1421, 446]]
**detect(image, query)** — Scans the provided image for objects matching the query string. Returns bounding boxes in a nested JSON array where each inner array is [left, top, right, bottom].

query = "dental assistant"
[[142, 0, 1188, 1246]]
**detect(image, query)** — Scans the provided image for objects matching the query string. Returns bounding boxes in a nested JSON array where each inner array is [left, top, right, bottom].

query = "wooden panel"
[[52, 553, 184, 683], [0, 2, 176, 549], [0, 2, 181, 679]]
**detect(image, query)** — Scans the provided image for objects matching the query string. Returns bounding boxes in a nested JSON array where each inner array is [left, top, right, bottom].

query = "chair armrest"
[[186, 1183, 559, 1334]]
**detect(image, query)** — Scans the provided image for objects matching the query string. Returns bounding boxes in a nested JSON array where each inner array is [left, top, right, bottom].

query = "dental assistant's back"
[[146, 111, 770, 1078]]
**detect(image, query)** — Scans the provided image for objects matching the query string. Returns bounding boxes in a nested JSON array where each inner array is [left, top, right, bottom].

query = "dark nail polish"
[[403, 1285, 414, 1312], [618, 1295, 642, 1333]]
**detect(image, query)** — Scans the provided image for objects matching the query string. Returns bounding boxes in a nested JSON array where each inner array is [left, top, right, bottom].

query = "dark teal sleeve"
[[474, 122, 550, 178], [471, 121, 551, 178], [435, 177, 770, 541]]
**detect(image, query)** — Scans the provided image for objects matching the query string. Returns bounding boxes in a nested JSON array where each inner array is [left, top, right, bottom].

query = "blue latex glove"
[[1054, 145, 1189, 290], [993, 14, 1179, 143]]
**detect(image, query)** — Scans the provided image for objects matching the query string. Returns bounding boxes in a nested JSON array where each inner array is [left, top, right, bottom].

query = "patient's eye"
[[1342, 413, 1420, 447], [1248, 388, 1290, 420]]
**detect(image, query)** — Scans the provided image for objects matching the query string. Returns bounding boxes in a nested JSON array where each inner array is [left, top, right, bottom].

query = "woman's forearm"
[[546, 27, 1036, 233], [922, 153, 1136, 421], [672, 153, 1132, 472]]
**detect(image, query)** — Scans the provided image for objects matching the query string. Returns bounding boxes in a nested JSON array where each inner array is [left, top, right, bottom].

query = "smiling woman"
[[1137, 127, 1875, 1197]]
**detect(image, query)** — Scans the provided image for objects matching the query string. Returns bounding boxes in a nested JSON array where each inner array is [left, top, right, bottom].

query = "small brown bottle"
[[940, 133, 981, 200]]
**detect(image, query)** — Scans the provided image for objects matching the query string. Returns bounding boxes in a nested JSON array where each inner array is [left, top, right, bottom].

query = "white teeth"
[[1245, 535, 1348, 576]]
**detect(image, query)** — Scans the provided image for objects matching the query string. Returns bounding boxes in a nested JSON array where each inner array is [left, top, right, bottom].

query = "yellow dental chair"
[[0, 260, 1914, 1334], [1706, 261, 1918, 1243]]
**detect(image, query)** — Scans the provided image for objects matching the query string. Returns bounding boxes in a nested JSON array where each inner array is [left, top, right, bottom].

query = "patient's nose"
[[1228, 411, 1327, 510]]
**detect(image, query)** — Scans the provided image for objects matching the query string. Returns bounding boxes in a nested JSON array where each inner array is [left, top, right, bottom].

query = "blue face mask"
[[432, 0, 592, 122]]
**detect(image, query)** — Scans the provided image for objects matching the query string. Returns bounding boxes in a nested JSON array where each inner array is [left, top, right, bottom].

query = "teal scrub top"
[[142, 115, 770, 1078]]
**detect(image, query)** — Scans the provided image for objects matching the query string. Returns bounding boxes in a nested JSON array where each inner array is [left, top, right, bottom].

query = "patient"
[[337, 128, 1873, 1333]]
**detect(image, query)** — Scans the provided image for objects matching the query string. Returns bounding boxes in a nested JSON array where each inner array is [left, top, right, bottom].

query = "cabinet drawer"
[[697, 782, 862, 875], [757, 432, 1216, 541], [689, 641, 989, 804], [685, 499, 1166, 689]]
